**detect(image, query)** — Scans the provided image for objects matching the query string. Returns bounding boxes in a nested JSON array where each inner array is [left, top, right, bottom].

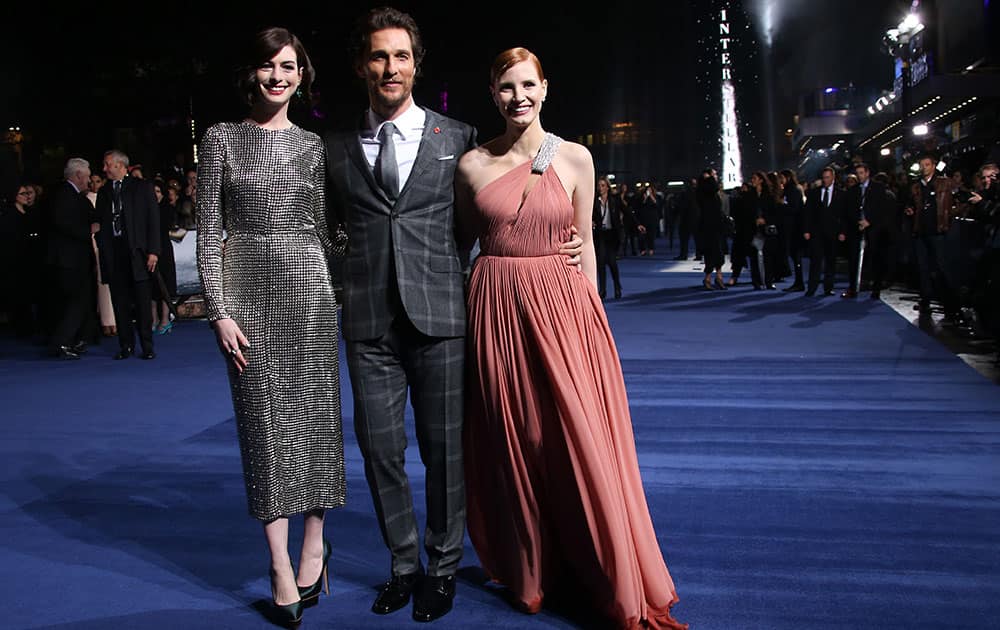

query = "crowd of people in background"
[[0, 152, 195, 359], [3, 144, 999, 359], [593, 155, 1000, 343]]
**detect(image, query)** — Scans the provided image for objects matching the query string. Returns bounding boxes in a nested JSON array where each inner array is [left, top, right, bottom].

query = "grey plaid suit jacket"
[[325, 108, 477, 341]]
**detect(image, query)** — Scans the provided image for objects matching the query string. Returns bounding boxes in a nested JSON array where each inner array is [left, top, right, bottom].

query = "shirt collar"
[[67, 180, 81, 194], [366, 102, 425, 141]]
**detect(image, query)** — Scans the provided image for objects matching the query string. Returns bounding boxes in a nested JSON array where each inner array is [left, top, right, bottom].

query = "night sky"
[[5, 1, 904, 184]]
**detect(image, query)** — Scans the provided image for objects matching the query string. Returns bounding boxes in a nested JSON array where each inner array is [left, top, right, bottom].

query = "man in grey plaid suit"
[[324, 7, 476, 623]]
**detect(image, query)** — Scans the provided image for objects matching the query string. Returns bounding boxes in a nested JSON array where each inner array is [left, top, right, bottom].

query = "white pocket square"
[[437, 154, 455, 160]]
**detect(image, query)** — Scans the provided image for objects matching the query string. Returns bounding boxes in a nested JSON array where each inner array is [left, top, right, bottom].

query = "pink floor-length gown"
[[463, 135, 687, 630]]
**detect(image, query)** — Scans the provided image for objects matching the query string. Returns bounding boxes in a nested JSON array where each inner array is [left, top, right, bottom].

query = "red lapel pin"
[[433, 127, 441, 134]]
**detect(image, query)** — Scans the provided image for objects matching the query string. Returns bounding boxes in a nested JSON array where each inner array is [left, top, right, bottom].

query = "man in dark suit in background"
[[673, 178, 699, 260], [44, 158, 96, 359], [803, 166, 847, 296], [843, 162, 893, 299], [94, 149, 160, 360]]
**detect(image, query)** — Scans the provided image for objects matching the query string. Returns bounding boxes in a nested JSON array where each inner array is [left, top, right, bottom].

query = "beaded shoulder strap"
[[530, 133, 563, 174]]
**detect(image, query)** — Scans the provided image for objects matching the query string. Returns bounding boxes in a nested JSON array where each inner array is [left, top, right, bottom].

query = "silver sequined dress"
[[196, 121, 345, 521]]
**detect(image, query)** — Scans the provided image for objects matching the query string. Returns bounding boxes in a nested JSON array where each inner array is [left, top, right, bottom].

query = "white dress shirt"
[[362, 103, 426, 192], [823, 184, 834, 206]]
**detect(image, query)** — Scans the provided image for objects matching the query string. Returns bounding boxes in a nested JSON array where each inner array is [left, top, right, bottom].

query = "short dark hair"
[[918, 152, 937, 164], [821, 166, 836, 178], [854, 162, 871, 174], [237, 26, 315, 108], [350, 6, 425, 74]]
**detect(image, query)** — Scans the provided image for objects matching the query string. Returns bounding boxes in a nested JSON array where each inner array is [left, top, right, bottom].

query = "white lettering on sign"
[[719, 6, 742, 188]]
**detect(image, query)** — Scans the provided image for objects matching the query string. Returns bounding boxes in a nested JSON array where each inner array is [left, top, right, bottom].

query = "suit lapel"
[[344, 113, 392, 206], [400, 110, 445, 199], [344, 108, 448, 206]]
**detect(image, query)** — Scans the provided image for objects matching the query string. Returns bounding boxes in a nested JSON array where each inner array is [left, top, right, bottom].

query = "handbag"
[[724, 214, 736, 236]]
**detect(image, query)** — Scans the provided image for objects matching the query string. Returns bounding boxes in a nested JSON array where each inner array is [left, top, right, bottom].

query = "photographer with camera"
[[966, 163, 999, 342]]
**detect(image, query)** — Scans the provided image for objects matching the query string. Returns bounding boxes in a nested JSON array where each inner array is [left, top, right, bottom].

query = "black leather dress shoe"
[[114, 347, 133, 360], [783, 284, 805, 292], [52, 345, 81, 360], [141, 350, 156, 360], [372, 571, 420, 615], [412, 574, 455, 623], [870, 290, 881, 300], [823, 289, 835, 296], [71, 341, 88, 354], [841, 289, 858, 299]]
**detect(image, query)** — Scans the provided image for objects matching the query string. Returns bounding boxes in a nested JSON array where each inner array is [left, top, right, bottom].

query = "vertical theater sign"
[[720, 6, 742, 188]]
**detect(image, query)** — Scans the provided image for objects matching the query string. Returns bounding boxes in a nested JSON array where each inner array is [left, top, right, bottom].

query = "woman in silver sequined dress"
[[195, 27, 343, 625]]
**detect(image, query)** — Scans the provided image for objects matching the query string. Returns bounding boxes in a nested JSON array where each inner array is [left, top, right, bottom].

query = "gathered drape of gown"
[[196, 121, 345, 521], [463, 136, 686, 630]]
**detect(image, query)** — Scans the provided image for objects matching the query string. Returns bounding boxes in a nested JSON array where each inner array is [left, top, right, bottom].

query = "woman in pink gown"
[[455, 48, 687, 630]]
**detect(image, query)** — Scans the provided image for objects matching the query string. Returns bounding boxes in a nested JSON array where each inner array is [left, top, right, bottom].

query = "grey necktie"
[[112, 180, 124, 235], [375, 122, 399, 200]]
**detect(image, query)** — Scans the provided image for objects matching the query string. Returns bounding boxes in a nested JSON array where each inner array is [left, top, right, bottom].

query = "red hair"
[[490, 47, 545, 86]]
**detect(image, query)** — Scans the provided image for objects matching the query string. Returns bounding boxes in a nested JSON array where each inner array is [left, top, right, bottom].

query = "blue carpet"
[[2, 241, 999, 629]]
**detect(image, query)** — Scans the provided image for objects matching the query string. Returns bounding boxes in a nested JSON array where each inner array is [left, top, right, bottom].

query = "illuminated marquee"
[[719, 7, 742, 188]]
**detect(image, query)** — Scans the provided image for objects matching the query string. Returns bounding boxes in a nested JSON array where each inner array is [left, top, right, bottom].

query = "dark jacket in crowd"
[[44, 182, 95, 270], [804, 185, 846, 237], [909, 175, 956, 234], [94, 176, 160, 282]]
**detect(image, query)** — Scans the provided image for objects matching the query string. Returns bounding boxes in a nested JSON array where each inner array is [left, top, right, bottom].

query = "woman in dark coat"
[[780, 169, 806, 290], [748, 171, 781, 289], [636, 183, 662, 255], [696, 170, 727, 289], [152, 183, 179, 334], [728, 182, 756, 286]]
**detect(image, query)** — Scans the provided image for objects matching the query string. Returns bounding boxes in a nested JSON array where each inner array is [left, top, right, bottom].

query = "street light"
[[882, 12, 924, 156]]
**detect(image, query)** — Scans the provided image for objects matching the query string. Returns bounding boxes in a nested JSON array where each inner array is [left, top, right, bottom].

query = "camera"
[[764, 224, 778, 236]]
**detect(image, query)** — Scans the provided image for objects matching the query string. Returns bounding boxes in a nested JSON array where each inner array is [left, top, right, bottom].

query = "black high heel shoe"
[[297, 538, 332, 603], [272, 564, 304, 626], [714, 277, 728, 290]]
